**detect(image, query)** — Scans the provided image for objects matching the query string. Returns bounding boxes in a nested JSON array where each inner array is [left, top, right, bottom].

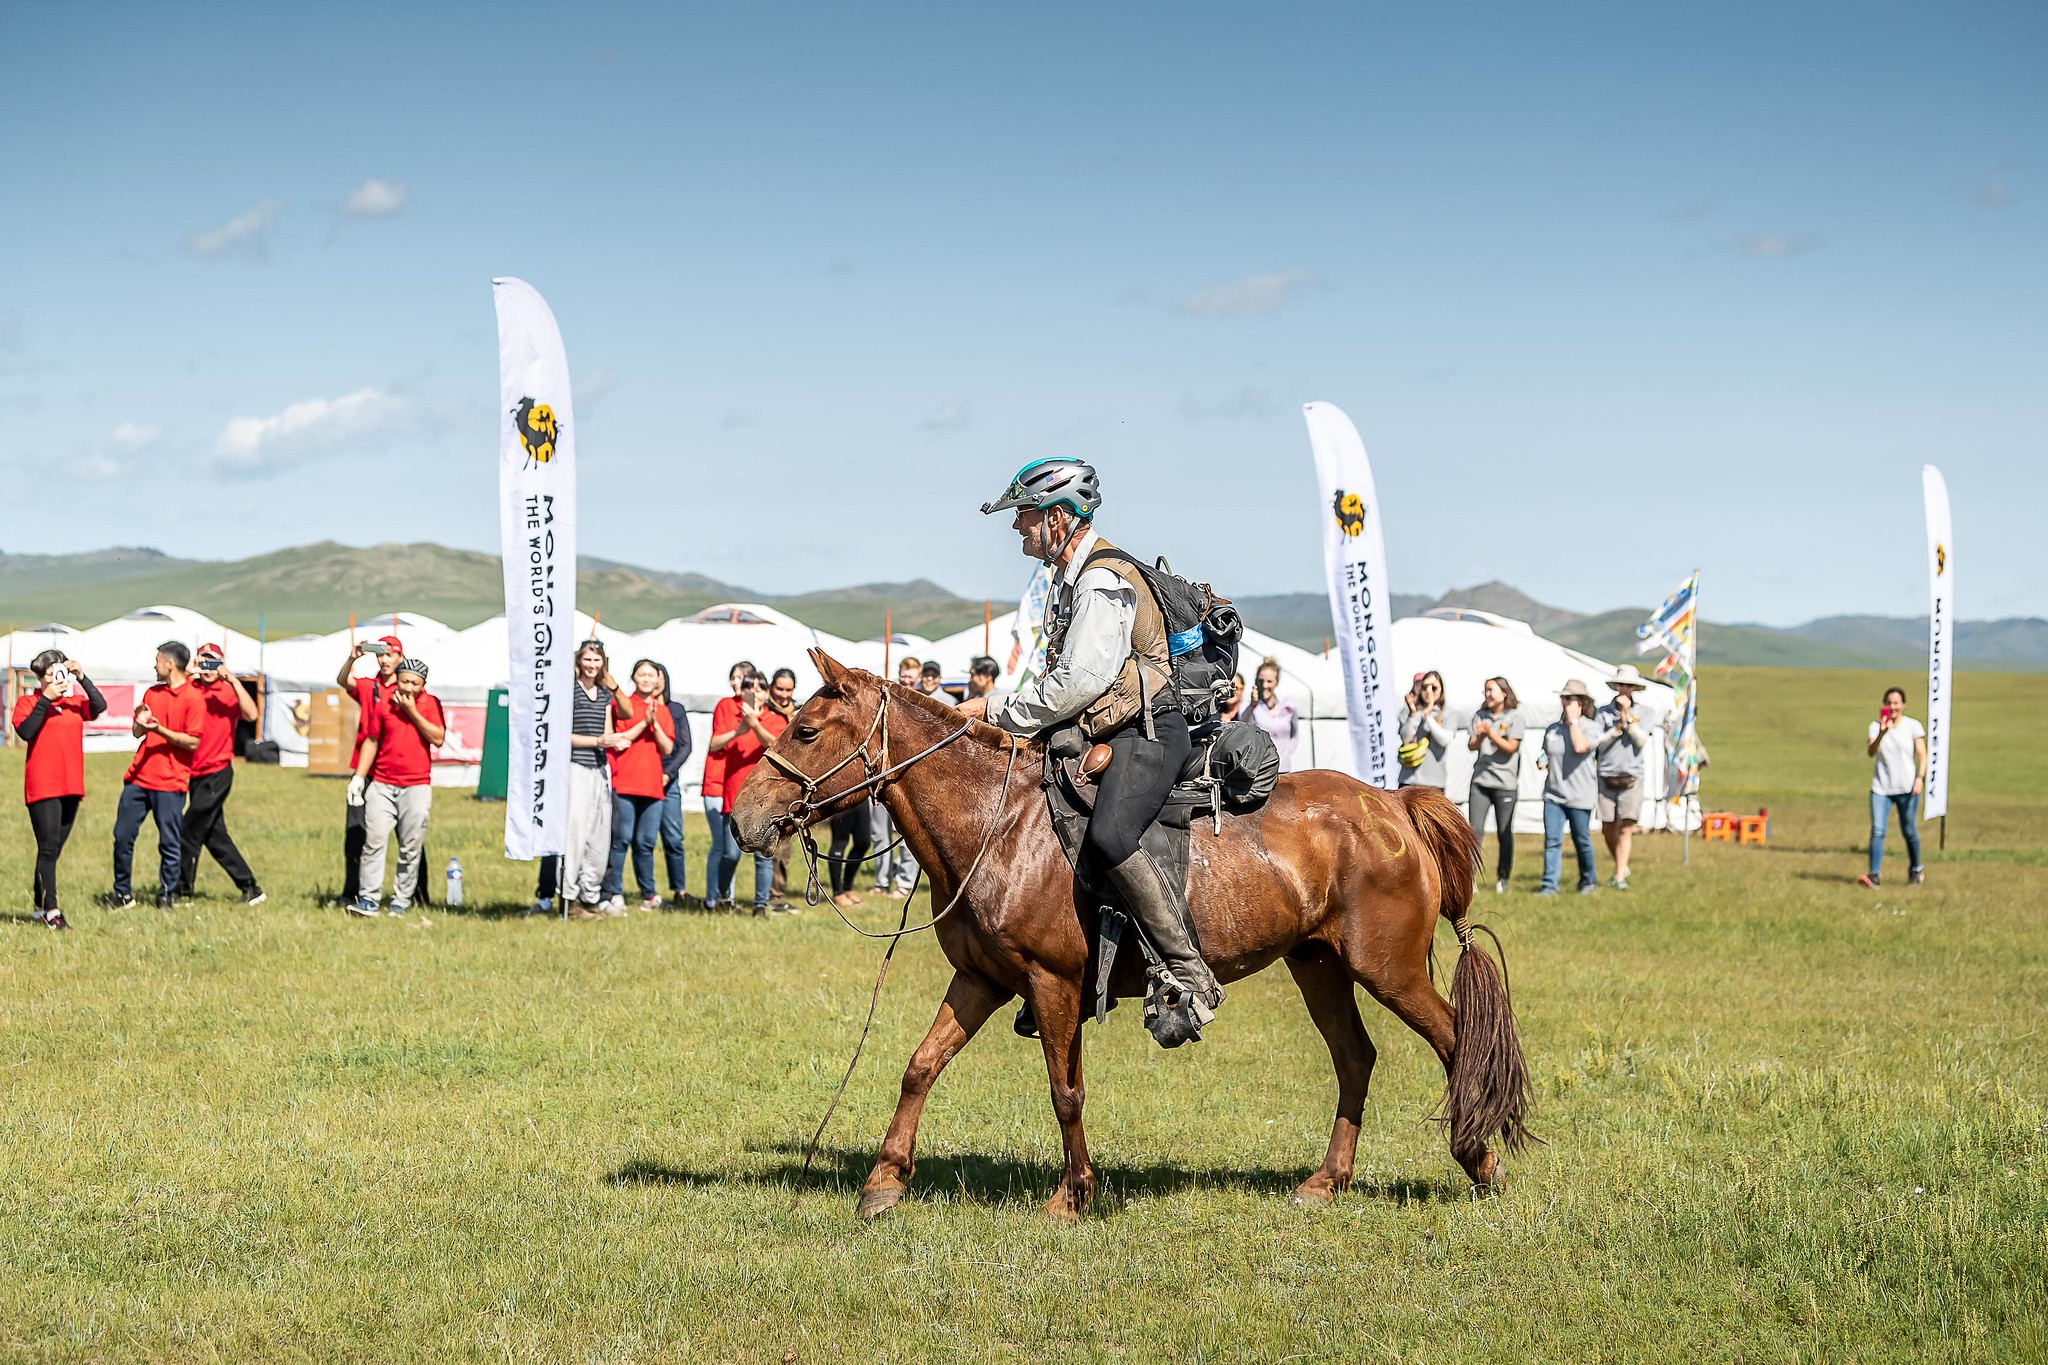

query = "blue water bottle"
[[445, 857, 463, 907]]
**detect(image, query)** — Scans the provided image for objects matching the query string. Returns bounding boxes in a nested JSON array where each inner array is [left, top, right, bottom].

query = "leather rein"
[[760, 682, 1020, 940]]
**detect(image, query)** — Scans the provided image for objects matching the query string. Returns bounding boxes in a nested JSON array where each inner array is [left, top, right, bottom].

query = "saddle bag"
[[1180, 720, 1281, 811]]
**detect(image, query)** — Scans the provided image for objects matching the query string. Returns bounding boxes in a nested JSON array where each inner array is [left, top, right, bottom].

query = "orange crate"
[[1702, 811, 1739, 842]]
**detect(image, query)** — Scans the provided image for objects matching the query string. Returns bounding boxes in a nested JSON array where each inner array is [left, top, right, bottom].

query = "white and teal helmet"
[[980, 457, 1102, 520]]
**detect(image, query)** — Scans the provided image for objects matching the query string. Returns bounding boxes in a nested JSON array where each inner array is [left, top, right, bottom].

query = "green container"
[[477, 688, 510, 801]]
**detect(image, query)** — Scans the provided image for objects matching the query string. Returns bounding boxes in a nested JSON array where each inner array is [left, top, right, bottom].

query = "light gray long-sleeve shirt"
[[989, 525, 1136, 735]]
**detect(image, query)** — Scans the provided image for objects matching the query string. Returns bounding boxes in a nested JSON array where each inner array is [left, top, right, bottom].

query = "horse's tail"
[[1398, 785, 1534, 1164]]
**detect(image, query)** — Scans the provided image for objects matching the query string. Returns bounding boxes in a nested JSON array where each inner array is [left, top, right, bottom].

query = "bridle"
[[757, 680, 1022, 940], [761, 681, 956, 833]]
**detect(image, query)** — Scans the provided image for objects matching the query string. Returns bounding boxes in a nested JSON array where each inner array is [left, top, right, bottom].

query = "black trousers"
[[28, 795, 80, 912], [827, 799, 874, 897], [1469, 784, 1517, 882], [1085, 709, 1192, 867], [179, 766, 257, 896], [344, 793, 431, 905]]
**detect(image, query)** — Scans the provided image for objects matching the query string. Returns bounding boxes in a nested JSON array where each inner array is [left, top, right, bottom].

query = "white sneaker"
[[1495, 879, 1508, 894]]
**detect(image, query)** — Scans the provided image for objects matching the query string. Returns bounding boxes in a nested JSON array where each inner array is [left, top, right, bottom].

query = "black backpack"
[[1084, 547, 1243, 735]]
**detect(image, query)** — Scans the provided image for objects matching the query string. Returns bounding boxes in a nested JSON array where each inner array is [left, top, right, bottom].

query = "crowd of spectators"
[[31, 639, 1936, 925]]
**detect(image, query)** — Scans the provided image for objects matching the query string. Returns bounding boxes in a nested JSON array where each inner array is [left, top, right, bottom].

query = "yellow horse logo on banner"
[[512, 397, 558, 468]]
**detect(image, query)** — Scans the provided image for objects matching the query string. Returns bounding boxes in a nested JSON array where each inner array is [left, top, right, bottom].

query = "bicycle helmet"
[[980, 457, 1102, 520]]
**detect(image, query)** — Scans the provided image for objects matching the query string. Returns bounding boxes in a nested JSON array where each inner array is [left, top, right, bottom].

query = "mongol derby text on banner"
[[1303, 401, 1397, 788], [1922, 464, 1953, 822], [493, 277, 578, 860]]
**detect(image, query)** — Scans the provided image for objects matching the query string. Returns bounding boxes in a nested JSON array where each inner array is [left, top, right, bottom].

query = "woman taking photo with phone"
[[1398, 670, 1453, 789], [11, 650, 107, 930], [1239, 657, 1298, 772], [1466, 676, 1523, 893]]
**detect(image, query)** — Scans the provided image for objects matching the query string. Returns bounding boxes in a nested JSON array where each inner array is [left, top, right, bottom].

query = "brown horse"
[[731, 652, 1532, 1221]]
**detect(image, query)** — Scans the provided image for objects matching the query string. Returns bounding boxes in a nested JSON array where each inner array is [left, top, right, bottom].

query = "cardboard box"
[[306, 688, 360, 777]]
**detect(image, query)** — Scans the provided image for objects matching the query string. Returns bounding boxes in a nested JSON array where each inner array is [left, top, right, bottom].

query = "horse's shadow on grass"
[[608, 1143, 1463, 1211]]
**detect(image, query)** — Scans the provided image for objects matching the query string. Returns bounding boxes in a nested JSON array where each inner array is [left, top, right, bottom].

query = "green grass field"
[[1, 668, 2042, 1361]]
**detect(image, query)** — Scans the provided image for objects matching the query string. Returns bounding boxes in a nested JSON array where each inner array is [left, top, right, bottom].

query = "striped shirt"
[[571, 682, 612, 768]]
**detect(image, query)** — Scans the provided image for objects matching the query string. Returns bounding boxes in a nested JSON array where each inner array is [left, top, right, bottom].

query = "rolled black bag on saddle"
[[1180, 721, 1280, 811]]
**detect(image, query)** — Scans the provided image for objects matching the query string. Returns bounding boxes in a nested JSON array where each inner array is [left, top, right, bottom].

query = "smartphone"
[[49, 664, 71, 688], [1878, 704, 1894, 724], [361, 641, 387, 657]]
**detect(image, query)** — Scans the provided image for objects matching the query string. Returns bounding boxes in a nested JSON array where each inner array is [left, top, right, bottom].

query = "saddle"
[[1042, 720, 1280, 1021]]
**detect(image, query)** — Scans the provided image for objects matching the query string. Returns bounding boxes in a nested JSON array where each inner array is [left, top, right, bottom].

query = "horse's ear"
[[810, 649, 851, 692]]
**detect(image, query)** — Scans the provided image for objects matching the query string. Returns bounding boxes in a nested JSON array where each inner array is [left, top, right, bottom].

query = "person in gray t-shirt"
[[1593, 664, 1652, 890], [1397, 670, 1453, 788], [1465, 676, 1524, 892], [1534, 680, 1601, 893]]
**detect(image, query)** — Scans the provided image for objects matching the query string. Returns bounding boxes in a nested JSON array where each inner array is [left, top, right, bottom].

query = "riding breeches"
[[1083, 708, 1191, 867]]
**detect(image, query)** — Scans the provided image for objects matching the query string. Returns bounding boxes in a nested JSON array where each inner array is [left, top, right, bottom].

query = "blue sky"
[[5, 2, 2042, 623]]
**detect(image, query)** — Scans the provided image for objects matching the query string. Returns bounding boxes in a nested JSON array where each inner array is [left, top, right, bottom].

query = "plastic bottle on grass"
[[446, 857, 463, 907]]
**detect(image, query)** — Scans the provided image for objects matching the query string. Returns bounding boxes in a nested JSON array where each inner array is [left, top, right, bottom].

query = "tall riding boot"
[[1108, 849, 1223, 1047]]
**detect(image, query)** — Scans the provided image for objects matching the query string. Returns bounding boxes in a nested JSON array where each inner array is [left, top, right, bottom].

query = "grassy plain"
[[0, 667, 2042, 1362]]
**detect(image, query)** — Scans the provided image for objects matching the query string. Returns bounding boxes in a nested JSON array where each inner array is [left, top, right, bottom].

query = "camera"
[[198, 656, 223, 672]]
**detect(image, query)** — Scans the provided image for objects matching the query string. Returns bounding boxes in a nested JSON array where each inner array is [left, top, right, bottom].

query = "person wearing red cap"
[[176, 643, 265, 905], [336, 633, 405, 906]]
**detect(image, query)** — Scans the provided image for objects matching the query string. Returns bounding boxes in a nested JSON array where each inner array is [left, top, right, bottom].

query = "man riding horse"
[[955, 457, 1226, 1046]]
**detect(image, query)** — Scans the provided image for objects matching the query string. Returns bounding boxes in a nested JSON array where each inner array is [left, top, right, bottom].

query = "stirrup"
[[1142, 965, 1218, 1049]]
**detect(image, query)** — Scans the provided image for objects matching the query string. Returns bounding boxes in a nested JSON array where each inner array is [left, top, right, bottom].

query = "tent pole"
[[1940, 815, 1947, 851]]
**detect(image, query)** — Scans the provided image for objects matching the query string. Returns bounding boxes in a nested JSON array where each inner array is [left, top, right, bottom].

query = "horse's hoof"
[[1464, 1150, 1501, 1190], [857, 1184, 905, 1221], [1290, 1180, 1338, 1208], [1042, 1197, 1082, 1224]]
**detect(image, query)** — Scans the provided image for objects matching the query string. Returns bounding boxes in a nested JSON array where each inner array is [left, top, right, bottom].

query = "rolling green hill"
[[0, 542, 989, 642]]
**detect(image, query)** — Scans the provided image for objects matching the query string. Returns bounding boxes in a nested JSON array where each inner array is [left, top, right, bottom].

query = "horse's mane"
[[858, 671, 1039, 757]]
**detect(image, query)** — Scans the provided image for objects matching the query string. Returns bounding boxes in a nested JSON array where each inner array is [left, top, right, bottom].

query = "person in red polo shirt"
[[346, 656, 446, 917], [719, 670, 788, 916], [335, 633, 405, 905], [107, 641, 206, 909], [603, 658, 678, 911], [176, 643, 265, 905], [11, 648, 108, 930]]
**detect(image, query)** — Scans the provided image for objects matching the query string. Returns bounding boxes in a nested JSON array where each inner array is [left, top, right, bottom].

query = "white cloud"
[[1738, 232, 1822, 260], [1180, 387, 1277, 423], [1175, 271, 1318, 318], [111, 422, 160, 453], [1976, 168, 2011, 208], [187, 200, 285, 259], [919, 401, 971, 433], [74, 452, 125, 483], [573, 369, 619, 413], [341, 179, 409, 217], [214, 387, 408, 476]]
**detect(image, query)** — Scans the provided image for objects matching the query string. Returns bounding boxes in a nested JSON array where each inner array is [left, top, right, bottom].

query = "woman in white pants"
[[565, 640, 626, 916]]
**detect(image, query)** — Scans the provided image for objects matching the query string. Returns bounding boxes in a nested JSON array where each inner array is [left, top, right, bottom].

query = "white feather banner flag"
[[1304, 401, 1397, 787], [1922, 464, 1953, 822], [493, 277, 578, 859]]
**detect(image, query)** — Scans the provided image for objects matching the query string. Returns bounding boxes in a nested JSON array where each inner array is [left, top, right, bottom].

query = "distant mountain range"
[[2, 544, 2041, 669], [1234, 580, 2048, 670]]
